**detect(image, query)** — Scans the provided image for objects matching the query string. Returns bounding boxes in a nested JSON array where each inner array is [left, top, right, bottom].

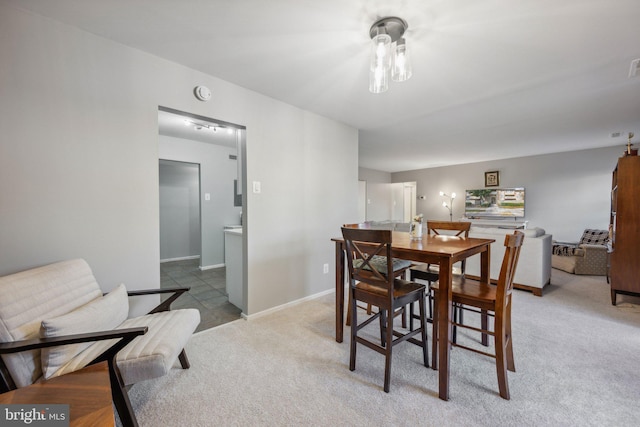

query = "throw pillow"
[[579, 229, 608, 245], [353, 255, 412, 274], [40, 283, 129, 379]]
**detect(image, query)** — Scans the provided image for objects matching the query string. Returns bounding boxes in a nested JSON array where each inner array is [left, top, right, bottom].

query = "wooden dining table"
[[332, 231, 494, 401]]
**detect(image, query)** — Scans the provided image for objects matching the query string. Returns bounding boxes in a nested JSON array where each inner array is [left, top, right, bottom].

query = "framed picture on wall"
[[485, 171, 500, 187]]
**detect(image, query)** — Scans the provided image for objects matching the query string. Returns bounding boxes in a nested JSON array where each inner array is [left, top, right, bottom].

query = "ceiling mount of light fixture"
[[368, 16, 412, 93], [369, 16, 408, 42]]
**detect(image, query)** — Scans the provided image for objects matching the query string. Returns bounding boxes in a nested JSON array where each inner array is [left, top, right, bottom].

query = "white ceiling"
[[6, 0, 640, 172]]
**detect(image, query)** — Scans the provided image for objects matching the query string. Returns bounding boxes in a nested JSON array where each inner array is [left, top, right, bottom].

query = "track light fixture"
[[183, 119, 234, 134]]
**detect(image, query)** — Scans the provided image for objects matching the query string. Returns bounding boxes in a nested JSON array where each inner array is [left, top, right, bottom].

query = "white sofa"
[[466, 226, 552, 296]]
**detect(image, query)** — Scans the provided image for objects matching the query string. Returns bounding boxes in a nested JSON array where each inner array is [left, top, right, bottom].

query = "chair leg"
[[506, 302, 515, 372], [108, 359, 138, 427], [481, 309, 489, 346], [349, 290, 357, 372], [178, 349, 190, 369], [452, 304, 458, 344], [418, 293, 429, 368], [383, 308, 394, 393], [494, 312, 510, 400], [431, 294, 438, 371], [346, 292, 351, 327], [410, 291, 433, 331], [380, 310, 387, 346], [409, 301, 415, 331]]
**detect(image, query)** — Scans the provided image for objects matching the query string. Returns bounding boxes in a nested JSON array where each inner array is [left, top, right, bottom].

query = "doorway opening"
[[159, 160, 201, 263], [158, 106, 246, 332]]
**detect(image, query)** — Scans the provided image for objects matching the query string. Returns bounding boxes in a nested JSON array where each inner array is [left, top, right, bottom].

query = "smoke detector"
[[194, 85, 212, 101]]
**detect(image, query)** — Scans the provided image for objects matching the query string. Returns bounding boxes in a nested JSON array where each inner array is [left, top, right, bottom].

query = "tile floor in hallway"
[[160, 258, 241, 333]]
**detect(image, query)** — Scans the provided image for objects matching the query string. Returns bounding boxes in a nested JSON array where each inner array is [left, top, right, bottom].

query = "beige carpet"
[[123, 270, 640, 426]]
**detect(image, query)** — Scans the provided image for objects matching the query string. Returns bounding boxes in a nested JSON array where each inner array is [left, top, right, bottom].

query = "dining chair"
[[431, 230, 524, 399], [343, 223, 412, 328], [409, 220, 472, 338], [341, 226, 428, 393]]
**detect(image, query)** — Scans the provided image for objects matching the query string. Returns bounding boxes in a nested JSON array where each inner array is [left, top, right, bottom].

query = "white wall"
[[358, 167, 392, 221], [0, 4, 358, 316], [159, 135, 240, 269], [390, 183, 404, 221], [357, 180, 367, 223], [392, 146, 621, 241], [159, 160, 201, 261], [358, 168, 416, 223]]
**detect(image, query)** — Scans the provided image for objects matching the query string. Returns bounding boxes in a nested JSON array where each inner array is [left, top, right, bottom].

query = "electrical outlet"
[[323, 263, 329, 274]]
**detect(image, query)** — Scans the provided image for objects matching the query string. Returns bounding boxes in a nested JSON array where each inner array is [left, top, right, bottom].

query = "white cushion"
[[551, 254, 577, 273], [467, 230, 552, 289], [0, 259, 103, 387], [40, 284, 129, 379], [50, 308, 201, 385]]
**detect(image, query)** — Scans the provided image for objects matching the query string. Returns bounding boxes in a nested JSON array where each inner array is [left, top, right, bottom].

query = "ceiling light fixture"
[[369, 16, 412, 93], [184, 119, 223, 133]]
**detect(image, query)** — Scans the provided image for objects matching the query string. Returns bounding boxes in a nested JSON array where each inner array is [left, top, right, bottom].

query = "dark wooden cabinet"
[[609, 155, 640, 305]]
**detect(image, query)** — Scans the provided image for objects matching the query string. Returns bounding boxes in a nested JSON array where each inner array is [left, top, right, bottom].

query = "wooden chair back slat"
[[426, 220, 471, 237], [496, 231, 525, 308], [341, 227, 394, 293]]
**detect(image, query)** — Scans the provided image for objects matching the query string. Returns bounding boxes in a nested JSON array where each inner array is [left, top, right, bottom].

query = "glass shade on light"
[[369, 66, 389, 93], [392, 38, 412, 82], [369, 33, 391, 93]]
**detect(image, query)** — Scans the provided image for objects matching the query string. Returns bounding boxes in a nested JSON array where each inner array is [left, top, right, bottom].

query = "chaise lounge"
[[0, 259, 200, 426]]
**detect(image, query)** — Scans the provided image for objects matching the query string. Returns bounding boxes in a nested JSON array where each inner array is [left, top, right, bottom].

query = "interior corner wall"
[[391, 146, 621, 241], [0, 4, 359, 316]]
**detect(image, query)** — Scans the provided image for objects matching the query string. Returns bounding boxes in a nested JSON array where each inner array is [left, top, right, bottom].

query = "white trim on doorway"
[[200, 263, 225, 271], [160, 255, 201, 263]]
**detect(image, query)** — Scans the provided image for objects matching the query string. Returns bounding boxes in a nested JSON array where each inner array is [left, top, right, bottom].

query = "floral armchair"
[[551, 229, 609, 275]]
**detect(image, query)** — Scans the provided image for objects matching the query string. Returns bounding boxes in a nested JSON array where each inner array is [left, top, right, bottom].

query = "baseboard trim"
[[242, 288, 335, 321], [160, 255, 200, 263], [200, 263, 225, 271]]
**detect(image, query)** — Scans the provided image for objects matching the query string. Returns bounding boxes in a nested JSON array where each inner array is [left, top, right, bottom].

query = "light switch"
[[204, 193, 211, 201], [252, 181, 261, 194]]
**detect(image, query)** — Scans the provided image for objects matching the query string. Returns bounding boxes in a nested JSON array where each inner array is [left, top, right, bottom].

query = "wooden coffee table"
[[0, 361, 115, 426]]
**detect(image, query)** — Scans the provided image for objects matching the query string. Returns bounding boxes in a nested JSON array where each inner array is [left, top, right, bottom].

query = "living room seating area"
[[466, 226, 552, 296], [551, 229, 609, 276], [363, 221, 553, 296], [0, 259, 200, 426]]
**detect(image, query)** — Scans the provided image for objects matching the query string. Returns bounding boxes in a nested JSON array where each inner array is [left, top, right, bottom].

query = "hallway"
[[160, 259, 241, 332]]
